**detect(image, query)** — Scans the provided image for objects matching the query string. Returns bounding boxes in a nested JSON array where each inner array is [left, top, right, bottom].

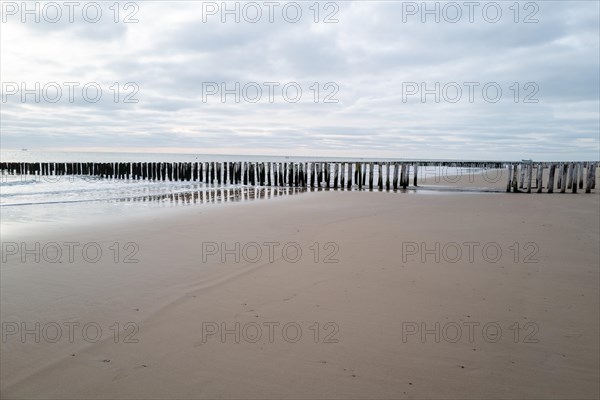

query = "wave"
[[0, 179, 40, 187]]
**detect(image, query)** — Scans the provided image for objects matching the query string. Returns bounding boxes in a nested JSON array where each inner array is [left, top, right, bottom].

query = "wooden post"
[[340, 162, 345, 189], [526, 163, 532, 193], [347, 163, 352, 190], [536, 163, 543, 193], [279, 163, 284, 187], [512, 164, 518, 192], [585, 162, 593, 193], [572, 163, 578, 193], [304, 163, 308, 187], [413, 164, 418, 187], [519, 164, 525, 189], [357, 163, 362, 190], [578, 162, 584, 189], [400, 164, 407, 189], [560, 164, 568, 193], [566, 163, 573, 189], [368, 163, 374, 190], [334, 163, 339, 189], [547, 164, 555, 193], [362, 163, 367, 186], [557, 163, 562, 189], [386, 163, 391, 191], [303, 163, 308, 187], [377, 163, 382, 190], [506, 163, 512, 192]]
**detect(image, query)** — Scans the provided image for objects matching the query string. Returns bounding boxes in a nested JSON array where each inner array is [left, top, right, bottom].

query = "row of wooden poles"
[[0, 161, 596, 193], [505, 162, 597, 194], [0, 161, 500, 191]]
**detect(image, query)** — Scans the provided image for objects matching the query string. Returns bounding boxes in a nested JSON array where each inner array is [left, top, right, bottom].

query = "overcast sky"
[[1, 0, 598, 160]]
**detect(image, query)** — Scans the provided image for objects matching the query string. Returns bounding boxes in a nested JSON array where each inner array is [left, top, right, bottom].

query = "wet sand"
[[1, 186, 599, 399]]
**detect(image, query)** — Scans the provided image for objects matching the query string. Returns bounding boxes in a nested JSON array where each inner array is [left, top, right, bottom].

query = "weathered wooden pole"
[[572, 163, 578, 193], [413, 164, 418, 187], [362, 163, 367, 186], [547, 164, 556, 193], [400, 164, 407, 189], [357, 163, 362, 190], [536, 163, 543, 193], [578, 162, 584, 189], [512, 164, 518, 192], [340, 162, 346, 189], [304, 163, 308, 187], [566, 163, 574, 189], [519, 164, 525, 189], [386, 163, 391, 191], [393, 163, 399, 190], [557, 163, 562, 189], [333, 163, 339, 189], [303, 163, 308, 187], [506, 163, 512, 192], [278, 163, 284, 187], [347, 163, 352, 190], [585, 162, 593, 193], [526, 163, 532, 193], [560, 164, 568, 193]]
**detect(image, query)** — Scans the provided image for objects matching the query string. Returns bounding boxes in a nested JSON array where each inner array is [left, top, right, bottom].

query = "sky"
[[1, 0, 599, 160]]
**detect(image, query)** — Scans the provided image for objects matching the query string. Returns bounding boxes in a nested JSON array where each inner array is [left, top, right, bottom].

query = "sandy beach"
[[3, 0, 599, 396], [1, 186, 599, 399]]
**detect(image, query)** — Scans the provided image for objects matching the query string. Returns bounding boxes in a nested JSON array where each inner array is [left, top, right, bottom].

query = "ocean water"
[[0, 150, 498, 237]]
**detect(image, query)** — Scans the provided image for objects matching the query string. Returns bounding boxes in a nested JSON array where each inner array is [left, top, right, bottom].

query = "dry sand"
[[1, 186, 599, 399]]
